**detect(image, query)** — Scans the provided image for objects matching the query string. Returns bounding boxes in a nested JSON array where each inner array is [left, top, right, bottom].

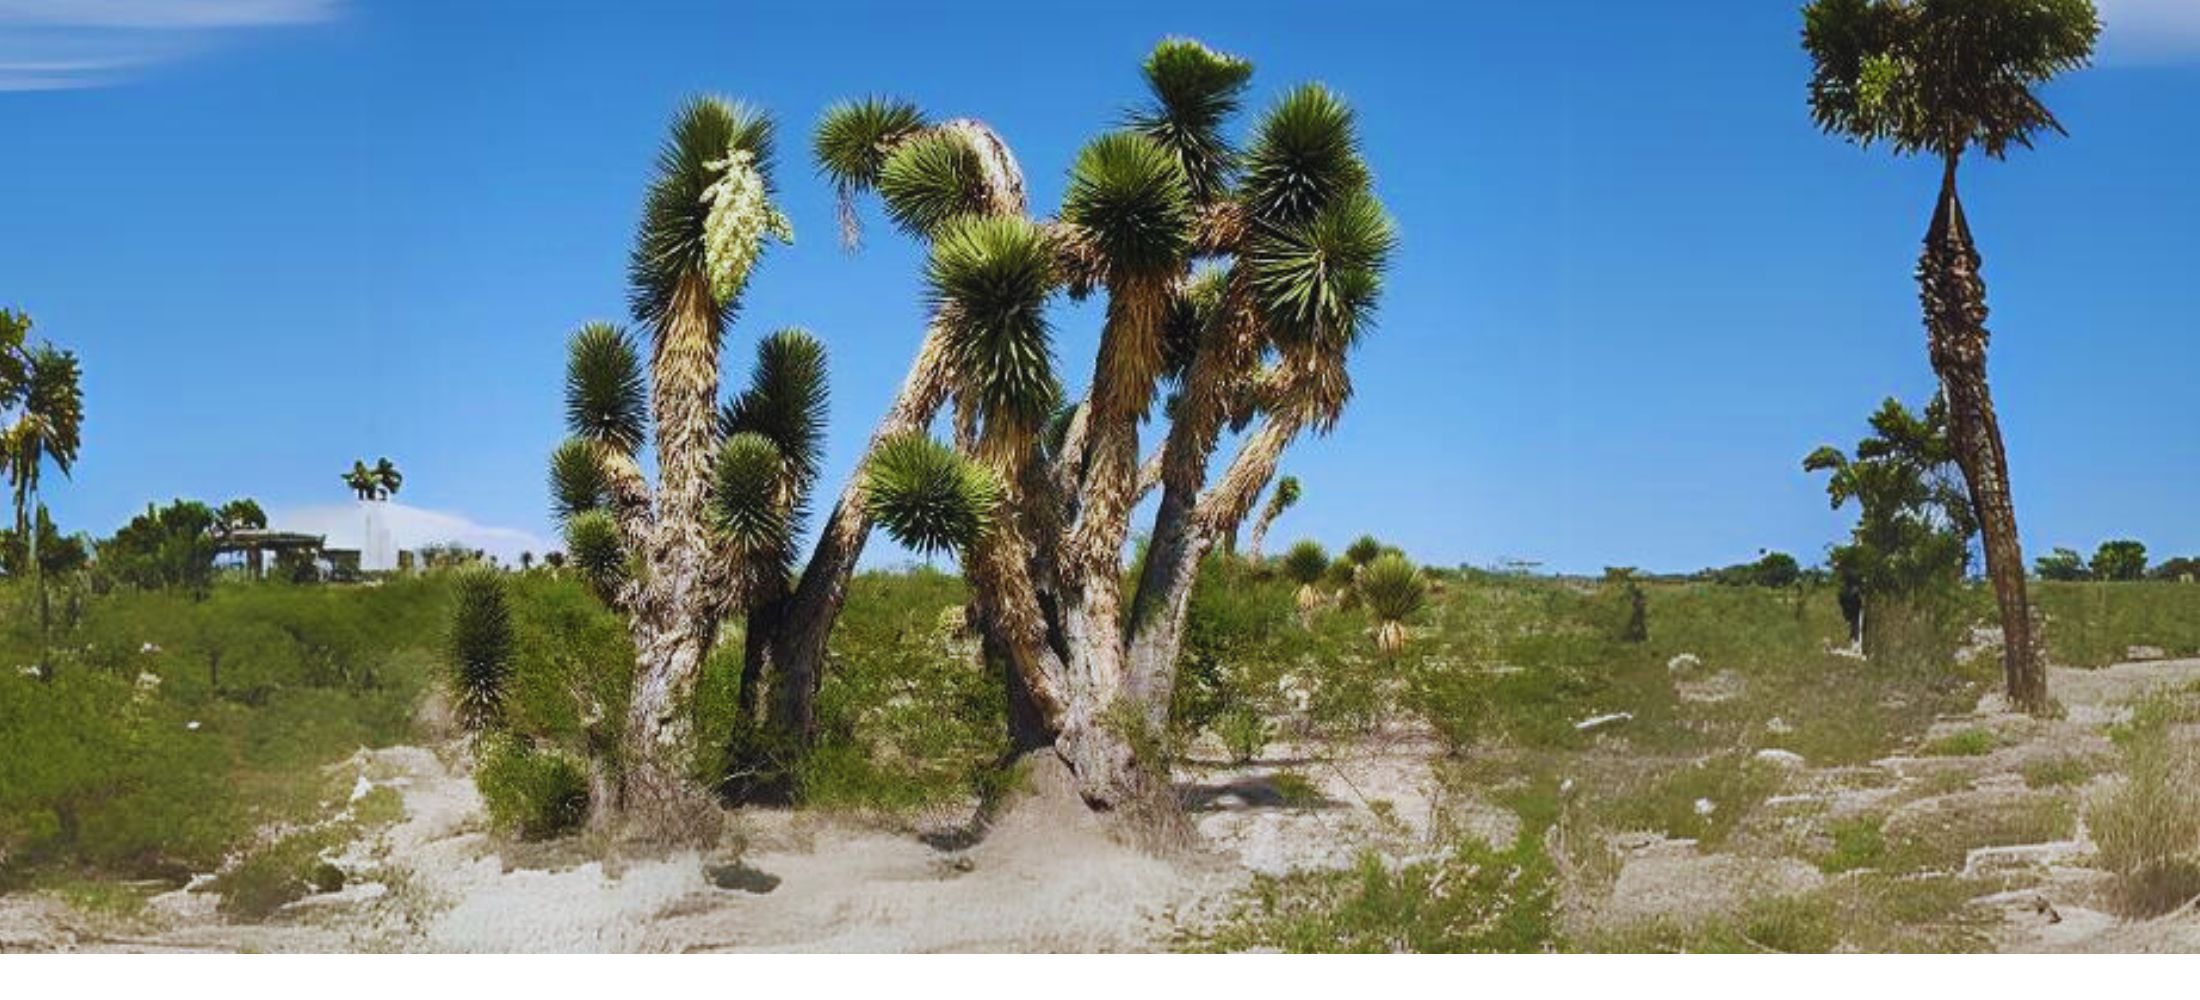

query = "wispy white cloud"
[[0, 0, 338, 91], [272, 502, 554, 568], [2097, 0, 2200, 62]]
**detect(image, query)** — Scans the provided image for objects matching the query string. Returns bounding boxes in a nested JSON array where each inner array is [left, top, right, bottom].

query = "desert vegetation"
[[6, 2, 2199, 956]]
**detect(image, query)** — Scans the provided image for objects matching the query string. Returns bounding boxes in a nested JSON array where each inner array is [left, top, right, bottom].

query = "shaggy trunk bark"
[[621, 609, 715, 835], [1920, 156, 2046, 714], [617, 275, 727, 836], [1245, 508, 1277, 563]]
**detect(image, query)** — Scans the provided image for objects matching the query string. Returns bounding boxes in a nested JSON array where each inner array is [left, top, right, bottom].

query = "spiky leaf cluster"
[[548, 438, 611, 519], [926, 215, 1061, 452], [563, 509, 626, 600], [1250, 189, 1396, 353], [712, 432, 793, 559], [862, 433, 1004, 556], [1357, 553, 1427, 624], [630, 97, 775, 327], [1345, 534, 1384, 567], [1265, 475, 1302, 517], [721, 327, 828, 491], [1129, 38, 1254, 203], [1242, 84, 1371, 230], [447, 566, 514, 731], [1281, 539, 1330, 586], [815, 97, 928, 242], [1063, 132, 1196, 278], [565, 322, 648, 454], [877, 130, 989, 239]]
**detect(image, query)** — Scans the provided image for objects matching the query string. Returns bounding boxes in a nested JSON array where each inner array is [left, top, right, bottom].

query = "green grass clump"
[[475, 735, 590, 840], [2021, 755, 2097, 789], [1819, 815, 1890, 873], [1270, 771, 1323, 808], [2088, 693, 2200, 916], [1192, 836, 1559, 953], [1919, 727, 1998, 758], [210, 825, 351, 920], [773, 569, 1010, 813], [1592, 875, 1991, 953]]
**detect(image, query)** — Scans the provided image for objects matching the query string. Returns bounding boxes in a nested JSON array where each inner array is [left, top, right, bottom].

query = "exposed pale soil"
[[4, 660, 2197, 952]]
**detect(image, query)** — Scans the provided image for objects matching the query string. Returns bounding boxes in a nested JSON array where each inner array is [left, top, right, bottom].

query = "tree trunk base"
[[612, 764, 726, 848], [981, 749, 1193, 856]]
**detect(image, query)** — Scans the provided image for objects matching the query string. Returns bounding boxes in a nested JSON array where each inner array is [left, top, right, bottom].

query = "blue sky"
[[3, 0, 2195, 574]]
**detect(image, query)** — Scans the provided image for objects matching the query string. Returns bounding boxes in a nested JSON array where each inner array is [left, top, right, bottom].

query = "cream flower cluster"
[[700, 146, 794, 305]]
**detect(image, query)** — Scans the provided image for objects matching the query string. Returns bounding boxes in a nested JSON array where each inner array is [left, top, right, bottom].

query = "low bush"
[[474, 735, 590, 840]]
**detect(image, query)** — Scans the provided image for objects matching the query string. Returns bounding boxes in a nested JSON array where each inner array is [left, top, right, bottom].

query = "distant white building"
[[360, 499, 396, 572]]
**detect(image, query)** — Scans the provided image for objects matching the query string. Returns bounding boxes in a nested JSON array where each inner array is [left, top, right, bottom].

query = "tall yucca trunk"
[[623, 274, 725, 832], [1045, 278, 1179, 814], [1920, 156, 2046, 714]]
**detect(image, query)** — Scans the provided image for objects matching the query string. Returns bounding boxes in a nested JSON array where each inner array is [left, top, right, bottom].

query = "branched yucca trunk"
[[551, 45, 1392, 837], [754, 328, 957, 739], [1919, 161, 2044, 713]]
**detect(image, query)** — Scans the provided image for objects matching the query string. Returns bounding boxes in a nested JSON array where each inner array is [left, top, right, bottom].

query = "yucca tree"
[[547, 39, 1392, 830], [543, 92, 1031, 831], [343, 460, 377, 501], [1802, 0, 2096, 714], [1357, 552, 1426, 655], [851, 41, 1393, 817], [1245, 473, 1299, 561], [1282, 539, 1332, 612], [371, 457, 403, 500]]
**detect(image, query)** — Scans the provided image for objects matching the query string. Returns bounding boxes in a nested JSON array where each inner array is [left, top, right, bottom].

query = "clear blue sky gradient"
[[4, 1, 2195, 574]]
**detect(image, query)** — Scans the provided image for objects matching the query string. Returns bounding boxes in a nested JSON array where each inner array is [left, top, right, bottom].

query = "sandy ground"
[[4, 660, 2198, 953]]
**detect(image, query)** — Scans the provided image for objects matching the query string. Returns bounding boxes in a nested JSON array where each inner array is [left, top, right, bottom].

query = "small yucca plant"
[[448, 566, 515, 731], [1358, 553, 1427, 655], [1281, 540, 1331, 612], [1344, 534, 1384, 568]]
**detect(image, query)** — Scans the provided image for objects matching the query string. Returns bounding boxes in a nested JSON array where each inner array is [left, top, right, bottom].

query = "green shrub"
[[2035, 581, 2200, 667], [211, 826, 348, 920], [1214, 706, 1272, 764], [474, 735, 590, 840], [1919, 727, 1997, 757], [2021, 755, 2095, 789]]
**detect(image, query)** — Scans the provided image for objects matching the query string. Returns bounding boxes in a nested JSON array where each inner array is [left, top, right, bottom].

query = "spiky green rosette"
[[925, 215, 1061, 454], [862, 433, 1004, 556], [447, 566, 515, 731]]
